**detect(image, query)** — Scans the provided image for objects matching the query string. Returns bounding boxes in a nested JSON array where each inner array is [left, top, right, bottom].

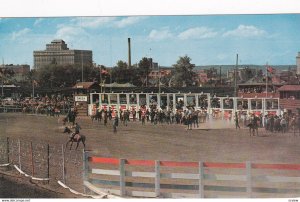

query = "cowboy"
[[113, 114, 119, 133], [234, 112, 240, 129], [74, 122, 81, 141]]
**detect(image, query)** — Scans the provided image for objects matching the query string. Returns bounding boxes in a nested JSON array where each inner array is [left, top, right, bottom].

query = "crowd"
[[264, 113, 299, 133], [92, 106, 209, 132], [0, 95, 74, 116], [238, 86, 276, 94], [236, 111, 300, 134]]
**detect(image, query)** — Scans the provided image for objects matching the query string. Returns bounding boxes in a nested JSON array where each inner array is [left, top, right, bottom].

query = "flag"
[[267, 66, 275, 74], [32, 80, 38, 86], [101, 69, 108, 74]]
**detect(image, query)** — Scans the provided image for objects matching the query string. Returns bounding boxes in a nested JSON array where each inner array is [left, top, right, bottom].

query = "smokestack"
[[128, 38, 131, 68]]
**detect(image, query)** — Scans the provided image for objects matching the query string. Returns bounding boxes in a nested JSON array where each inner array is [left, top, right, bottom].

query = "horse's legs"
[[66, 140, 71, 148], [70, 141, 73, 150], [75, 141, 80, 150], [82, 140, 86, 149]]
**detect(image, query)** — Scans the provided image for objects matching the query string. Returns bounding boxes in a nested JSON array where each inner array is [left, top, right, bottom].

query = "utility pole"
[[234, 54, 238, 97], [2, 58, 4, 98], [158, 65, 161, 94], [81, 51, 84, 82], [219, 66, 222, 86]]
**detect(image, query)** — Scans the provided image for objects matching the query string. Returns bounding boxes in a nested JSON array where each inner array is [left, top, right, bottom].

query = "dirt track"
[[1, 113, 300, 198], [0, 172, 77, 198], [1, 113, 300, 163]]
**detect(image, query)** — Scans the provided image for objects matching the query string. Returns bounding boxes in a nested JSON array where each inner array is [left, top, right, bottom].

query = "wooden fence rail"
[[83, 152, 300, 198]]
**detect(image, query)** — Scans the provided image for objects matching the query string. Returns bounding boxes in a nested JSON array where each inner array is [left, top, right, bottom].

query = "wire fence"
[[0, 137, 84, 192]]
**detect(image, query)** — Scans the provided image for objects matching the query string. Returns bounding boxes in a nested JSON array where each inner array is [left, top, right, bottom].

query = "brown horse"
[[247, 116, 259, 136], [247, 122, 258, 136], [63, 127, 86, 150], [290, 117, 300, 136]]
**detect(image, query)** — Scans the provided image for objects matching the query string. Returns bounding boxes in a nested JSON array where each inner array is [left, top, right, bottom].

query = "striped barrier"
[[83, 153, 300, 198], [0, 163, 10, 167], [14, 165, 50, 181]]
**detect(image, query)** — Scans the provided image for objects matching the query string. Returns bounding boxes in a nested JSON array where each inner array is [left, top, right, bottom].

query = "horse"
[[247, 122, 258, 136], [247, 117, 259, 136], [91, 110, 101, 122], [290, 117, 300, 136], [63, 127, 86, 150]]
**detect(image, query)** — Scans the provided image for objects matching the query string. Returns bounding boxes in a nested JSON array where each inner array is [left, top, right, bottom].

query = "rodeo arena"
[[1, 83, 300, 199]]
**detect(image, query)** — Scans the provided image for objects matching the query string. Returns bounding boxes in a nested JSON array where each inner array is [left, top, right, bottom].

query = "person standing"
[[113, 114, 119, 133], [141, 111, 146, 125], [138, 109, 142, 121], [104, 109, 108, 126], [234, 112, 240, 129]]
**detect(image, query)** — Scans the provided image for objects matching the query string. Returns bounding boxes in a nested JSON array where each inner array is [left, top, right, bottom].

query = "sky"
[[0, 14, 300, 68]]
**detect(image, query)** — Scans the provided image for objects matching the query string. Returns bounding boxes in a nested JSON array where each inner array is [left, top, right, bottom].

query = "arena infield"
[[1, 113, 300, 164], [1, 113, 300, 198]]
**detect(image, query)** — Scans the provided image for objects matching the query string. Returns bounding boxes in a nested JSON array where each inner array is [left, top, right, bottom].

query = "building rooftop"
[[51, 39, 65, 44], [278, 85, 300, 91]]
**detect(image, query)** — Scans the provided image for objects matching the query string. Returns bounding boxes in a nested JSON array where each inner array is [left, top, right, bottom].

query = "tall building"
[[33, 39, 93, 69], [297, 52, 300, 75]]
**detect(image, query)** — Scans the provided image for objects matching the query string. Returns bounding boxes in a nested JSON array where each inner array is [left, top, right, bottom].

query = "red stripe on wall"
[[126, 159, 155, 166], [204, 162, 246, 169], [252, 163, 300, 170], [88, 157, 119, 165], [160, 161, 198, 167]]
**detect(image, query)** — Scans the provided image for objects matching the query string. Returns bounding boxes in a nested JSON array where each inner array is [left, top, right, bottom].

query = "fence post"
[[47, 144, 50, 183], [30, 142, 34, 176], [6, 137, 9, 164], [199, 161, 204, 198], [155, 160, 160, 197], [246, 161, 252, 198], [82, 149, 88, 194], [119, 158, 126, 197], [62, 144, 65, 183], [18, 139, 21, 170]]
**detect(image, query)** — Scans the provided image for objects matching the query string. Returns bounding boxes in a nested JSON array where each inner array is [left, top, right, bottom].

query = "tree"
[[111, 60, 131, 84], [138, 57, 151, 86], [172, 55, 196, 87], [0, 68, 15, 85]]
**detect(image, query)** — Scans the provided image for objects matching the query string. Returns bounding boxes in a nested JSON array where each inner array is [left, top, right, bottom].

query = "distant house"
[[72, 82, 100, 95], [278, 85, 300, 114], [2, 64, 30, 82]]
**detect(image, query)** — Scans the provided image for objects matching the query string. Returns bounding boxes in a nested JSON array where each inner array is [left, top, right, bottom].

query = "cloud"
[[148, 28, 173, 40], [11, 28, 31, 40], [55, 26, 89, 44], [223, 25, 267, 38], [70, 17, 116, 29], [34, 18, 43, 26], [178, 27, 218, 40], [114, 16, 147, 28]]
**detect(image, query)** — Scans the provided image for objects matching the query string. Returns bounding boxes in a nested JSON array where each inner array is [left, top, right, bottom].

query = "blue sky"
[[0, 14, 300, 68]]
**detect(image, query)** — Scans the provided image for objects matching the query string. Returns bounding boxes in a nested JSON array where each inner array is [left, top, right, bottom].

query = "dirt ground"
[[1, 113, 300, 198], [0, 170, 79, 198]]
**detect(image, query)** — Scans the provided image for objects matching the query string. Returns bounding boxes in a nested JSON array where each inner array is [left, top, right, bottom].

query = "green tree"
[[138, 57, 151, 86], [173, 55, 196, 87], [111, 60, 131, 84]]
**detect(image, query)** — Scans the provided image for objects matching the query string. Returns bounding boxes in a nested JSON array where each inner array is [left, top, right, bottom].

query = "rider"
[[74, 122, 81, 141]]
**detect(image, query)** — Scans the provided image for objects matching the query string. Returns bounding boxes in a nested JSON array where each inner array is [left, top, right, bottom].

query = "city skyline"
[[0, 14, 300, 69]]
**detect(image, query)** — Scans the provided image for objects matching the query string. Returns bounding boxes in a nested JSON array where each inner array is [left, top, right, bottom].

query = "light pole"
[[81, 50, 84, 82], [234, 54, 238, 97], [158, 65, 161, 94], [2, 58, 4, 98]]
